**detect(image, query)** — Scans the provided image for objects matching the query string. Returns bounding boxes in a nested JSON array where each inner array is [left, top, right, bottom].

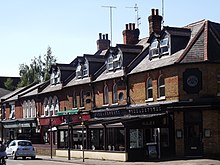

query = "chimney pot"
[[156, 9, 159, 15], [103, 34, 105, 40], [126, 24, 129, 30], [99, 33, 102, 39], [106, 34, 108, 40], [151, 9, 155, 15]]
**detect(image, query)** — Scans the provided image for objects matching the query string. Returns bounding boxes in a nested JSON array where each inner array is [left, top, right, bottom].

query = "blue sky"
[[0, 0, 219, 77]]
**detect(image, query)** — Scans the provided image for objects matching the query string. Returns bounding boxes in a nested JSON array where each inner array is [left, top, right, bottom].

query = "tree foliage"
[[17, 46, 56, 87], [4, 78, 15, 91]]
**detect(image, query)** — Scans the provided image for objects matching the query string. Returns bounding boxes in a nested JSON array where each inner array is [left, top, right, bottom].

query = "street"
[[5, 158, 81, 165]]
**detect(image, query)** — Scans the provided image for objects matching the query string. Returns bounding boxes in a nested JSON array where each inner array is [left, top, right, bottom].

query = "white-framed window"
[[160, 38, 169, 55], [103, 84, 109, 105], [2, 104, 6, 120], [217, 71, 220, 96], [48, 97, 54, 116], [113, 83, 118, 103], [9, 102, 15, 119], [31, 99, 36, 118], [73, 91, 77, 108], [146, 78, 153, 100], [149, 40, 159, 58], [23, 101, 27, 118], [107, 55, 113, 71], [82, 62, 88, 77], [76, 64, 82, 78], [113, 54, 122, 69], [158, 75, 165, 98], [27, 100, 31, 118], [107, 53, 122, 71], [80, 90, 84, 107], [50, 68, 61, 85], [43, 98, 49, 116], [53, 96, 59, 115]]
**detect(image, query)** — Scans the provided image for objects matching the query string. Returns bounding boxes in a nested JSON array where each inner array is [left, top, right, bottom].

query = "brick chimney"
[[148, 9, 163, 35], [122, 23, 140, 44], [96, 33, 110, 50]]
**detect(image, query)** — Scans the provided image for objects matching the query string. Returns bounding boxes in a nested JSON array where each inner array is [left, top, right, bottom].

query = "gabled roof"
[[129, 19, 220, 75]]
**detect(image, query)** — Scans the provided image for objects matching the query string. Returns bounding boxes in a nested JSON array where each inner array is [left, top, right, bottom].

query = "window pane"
[[130, 129, 143, 149]]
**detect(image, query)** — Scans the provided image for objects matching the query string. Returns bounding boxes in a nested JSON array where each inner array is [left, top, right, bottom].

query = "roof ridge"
[[184, 19, 206, 28]]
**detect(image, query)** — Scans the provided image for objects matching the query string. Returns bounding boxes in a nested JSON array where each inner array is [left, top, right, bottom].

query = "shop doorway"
[[184, 111, 203, 157]]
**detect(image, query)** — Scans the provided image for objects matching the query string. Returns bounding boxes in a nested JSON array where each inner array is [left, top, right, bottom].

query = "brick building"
[[1, 8, 220, 161]]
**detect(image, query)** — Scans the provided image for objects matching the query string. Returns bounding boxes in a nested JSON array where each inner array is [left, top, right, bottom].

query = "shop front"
[[1, 118, 39, 143], [56, 105, 175, 161]]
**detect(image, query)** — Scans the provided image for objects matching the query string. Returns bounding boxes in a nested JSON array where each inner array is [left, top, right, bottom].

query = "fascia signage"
[[183, 68, 202, 94]]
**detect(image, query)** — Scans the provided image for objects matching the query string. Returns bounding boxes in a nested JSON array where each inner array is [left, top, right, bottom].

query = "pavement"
[[38, 155, 220, 165]]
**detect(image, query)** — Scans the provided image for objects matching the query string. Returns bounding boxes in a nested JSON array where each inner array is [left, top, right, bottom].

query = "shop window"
[[129, 129, 144, 149], [90, 129, 104, 150], [106, 128, 125, 151], [103, 85, 109, 105], [158, 75, 165, 99], [112, 83, 118, 104], [146, 78, 153, 101]]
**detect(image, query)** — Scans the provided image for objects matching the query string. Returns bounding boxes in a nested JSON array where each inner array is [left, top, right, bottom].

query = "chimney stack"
[[122, 23, 140, 44], [148, 9, 163, 35], [96, 33, 110, 50]]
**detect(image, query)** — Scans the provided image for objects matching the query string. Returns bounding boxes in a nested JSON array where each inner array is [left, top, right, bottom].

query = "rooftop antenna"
[[126, 3, 141, 28], [162, 0, 164, 25], [102, 5, 116, 46]]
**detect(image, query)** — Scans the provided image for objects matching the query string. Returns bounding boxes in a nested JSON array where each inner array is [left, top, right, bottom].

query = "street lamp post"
[[81, 121, 85, 162], [50, 118, 53, 159], [67, 113, 71, 160]]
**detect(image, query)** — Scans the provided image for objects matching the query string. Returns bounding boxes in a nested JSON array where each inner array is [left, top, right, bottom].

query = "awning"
[[56, 109, 79, 116], [1, 118, 37, 129]]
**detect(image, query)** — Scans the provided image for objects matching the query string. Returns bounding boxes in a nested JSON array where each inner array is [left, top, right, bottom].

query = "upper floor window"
[[76, 62, 89, 79], [149, 37, 170, 59], [103, 84, 109, 105], [113, 83, 118, 104], [107, 53, 122, 71], [146, 78, 153, 101], [43, 96, 59, 117], [23, 100, 36, 118], [73, 91, 77, 108], [158, 75, 165, 98], [149, 40, 159, 58], [160, 38, 169, 55], [80, 90, 84, 107], [50, 68, 61, 85], [9, 102, 15, 120]]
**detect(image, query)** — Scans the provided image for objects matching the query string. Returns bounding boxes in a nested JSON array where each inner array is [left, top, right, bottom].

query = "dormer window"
[[82, 63, 88, 77], [50, 68, 60, 85], [149, 40, 159, 58], [76, 65, 82, 78], [107, 54, 122, 71], [76, 62, 88, 79], [160, 38, 169, 55]]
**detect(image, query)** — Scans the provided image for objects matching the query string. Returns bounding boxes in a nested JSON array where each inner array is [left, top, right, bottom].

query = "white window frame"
[[113, 83, 118, 104], [107, 55, 113, 71], [149, 40, 159, 58], [43, 98, 49, 117], [31, 99, 36, 118], [23, 101, 27, 118], [160, 38, 169, 55], [146, 78, 153, 102], [9, 102, 15, 119], [76, 64, 82, 78], [53, 96, 59, 115], [158, 75, 165, 99], [103, 85, 109, 105]]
